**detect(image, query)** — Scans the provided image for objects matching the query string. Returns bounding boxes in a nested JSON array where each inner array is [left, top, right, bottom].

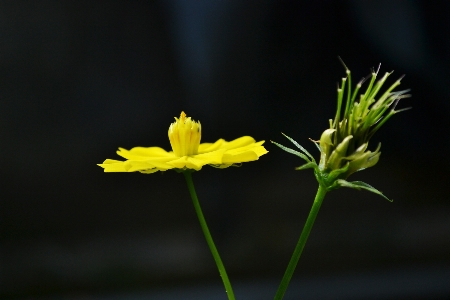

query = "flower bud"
[[316, 63, 410, 180]]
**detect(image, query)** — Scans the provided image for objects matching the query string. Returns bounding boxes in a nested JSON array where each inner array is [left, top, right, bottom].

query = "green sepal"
[[295, 162, 318, 171], [327, 135, 352, 170], [335, 179, 392, 202], [281, 133, 316, 163], [327, 163, 350, 182], [319, 129, 335, 158], [313, 163, 349, 191], [271, 140, 311, 163]]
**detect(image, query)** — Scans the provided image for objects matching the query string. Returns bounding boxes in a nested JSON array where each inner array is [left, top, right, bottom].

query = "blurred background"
[[1, 1, 450, 299]]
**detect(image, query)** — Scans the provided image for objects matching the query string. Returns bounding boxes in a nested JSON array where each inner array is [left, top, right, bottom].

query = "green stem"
[[183, 171, 236, 300], [274, 184, 328, 300]]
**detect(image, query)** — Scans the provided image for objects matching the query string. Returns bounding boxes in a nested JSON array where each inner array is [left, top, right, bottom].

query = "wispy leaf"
[[336, 179, 392, 202]]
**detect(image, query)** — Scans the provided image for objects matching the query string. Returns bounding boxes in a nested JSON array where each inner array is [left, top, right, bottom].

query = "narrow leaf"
[[271, 141, 311, 163], [295, 162, 317, 171], [281, 133, 316, 163], [336, 179, 392, 202]]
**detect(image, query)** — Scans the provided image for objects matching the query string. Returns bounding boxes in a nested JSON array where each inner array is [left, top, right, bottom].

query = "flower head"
[[318, 61, 410, 179], [98, 111, 268, 173], [272, 61, 410, 200]]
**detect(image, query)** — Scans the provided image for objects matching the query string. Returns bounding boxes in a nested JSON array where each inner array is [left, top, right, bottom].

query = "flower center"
[[168, 111, 201, 157]]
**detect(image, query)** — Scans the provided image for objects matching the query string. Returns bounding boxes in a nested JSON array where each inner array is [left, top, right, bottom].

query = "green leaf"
[[271, 141, 311, 163], [295, 162, 317, 171], [336, 179, 392, 202], [281, 133, 316, 163]]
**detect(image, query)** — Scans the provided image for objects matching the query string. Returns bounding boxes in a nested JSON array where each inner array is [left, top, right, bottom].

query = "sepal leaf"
[[314, 163, 349, 190], [335, 179, 392, 202], [271, 140, 311, 163], [295, 162, 318, 171], [281, 133, 316, 163], [327, 163, 350, 183]]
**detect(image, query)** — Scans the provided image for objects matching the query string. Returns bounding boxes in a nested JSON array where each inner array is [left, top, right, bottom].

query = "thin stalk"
[[274, 184, 328, 300], [183, 171, 235, 300]]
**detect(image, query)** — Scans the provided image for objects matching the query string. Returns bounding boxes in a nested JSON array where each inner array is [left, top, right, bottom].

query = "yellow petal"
[[117, 147, 173, 160], [101, 159, 123, 164], [166, 156, 192, 169], [194, 149, 226, 163], [184, 157, 207, 170], [222, 151, 258, 163], [198, 139, 226, 153], [98, 158, 173, 173], [198, 136, 257, 153], [127, 160, 173, 172], [251, 141, 269, 157], [219, 136, 256, 150], [98, 159, 128, 172], [222, 141, 268, 163], [167, 149, 226, 170], [199, 138, 268, 165], [223, 141, 263, 154], [144, 157, 178, 169]]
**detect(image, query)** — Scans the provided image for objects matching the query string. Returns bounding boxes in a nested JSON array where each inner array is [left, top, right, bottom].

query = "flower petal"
[[167, 149, 226, 170], [222, 141, 266, 155], [195, 149, 226, 162], [167, 156, 205, 170], [98, 159, 129, 172], [246, 141, 268, 156], [198, 136, 257, 153], [198, 139, 226, 153], [117, 147, 174, 160], [222, 141, 268, 163], [98, 158, 174, 173], [126, 160, 173, 172], [222, 151, 258, 164], [219, 136, 256, 150]]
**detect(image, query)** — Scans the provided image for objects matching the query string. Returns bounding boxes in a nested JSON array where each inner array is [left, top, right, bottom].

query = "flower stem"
[[274, 184, 328, 300], [183, 171, 236, 300]]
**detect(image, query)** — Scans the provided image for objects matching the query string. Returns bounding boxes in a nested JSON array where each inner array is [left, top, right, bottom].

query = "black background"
[[1, 1, 450, 299]]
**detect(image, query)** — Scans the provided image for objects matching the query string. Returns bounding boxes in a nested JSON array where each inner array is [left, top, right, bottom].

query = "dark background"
[[1, 1, 450, 299]]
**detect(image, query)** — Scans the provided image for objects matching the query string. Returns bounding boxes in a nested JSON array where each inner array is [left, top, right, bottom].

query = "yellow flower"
[[98, 111, 268, 173]]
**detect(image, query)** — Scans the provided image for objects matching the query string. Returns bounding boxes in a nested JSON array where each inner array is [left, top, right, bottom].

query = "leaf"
[[336, 179, 392, 202], [281, 133, 316, 163], [295, 162, 317, 171], [271, 141, 311, 163]]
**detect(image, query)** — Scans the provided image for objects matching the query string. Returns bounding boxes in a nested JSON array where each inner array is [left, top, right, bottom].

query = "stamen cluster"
[[169, 111, 202, 157]]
